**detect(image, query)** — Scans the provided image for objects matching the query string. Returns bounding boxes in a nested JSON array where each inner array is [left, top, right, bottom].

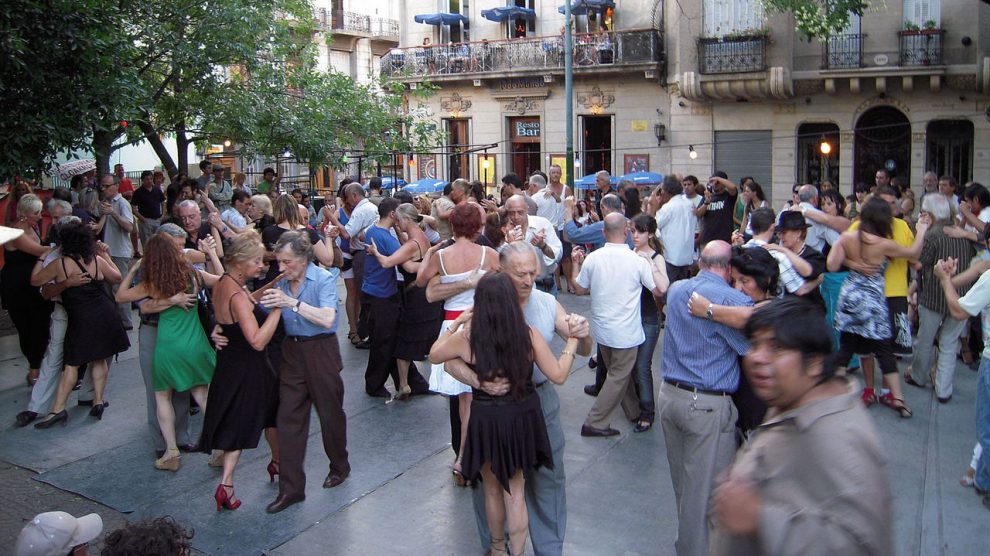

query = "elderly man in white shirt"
[[505, 194, 562, 295], [572, 213, 665, 436], [328, 182, 379, 339], [796, 184, 828, 253], [654, 175, 696, 284]]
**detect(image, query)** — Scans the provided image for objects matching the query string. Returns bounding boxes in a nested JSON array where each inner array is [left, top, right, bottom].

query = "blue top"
[[661, 271, 751, 392], [563, 220, 633, 250], [362, 225, 400, 298], [276, 263, 338, 336], [337, 207, 351, 253]]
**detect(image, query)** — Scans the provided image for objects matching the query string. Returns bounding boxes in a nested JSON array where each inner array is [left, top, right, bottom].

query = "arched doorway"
[[854, 106, 911, 190]]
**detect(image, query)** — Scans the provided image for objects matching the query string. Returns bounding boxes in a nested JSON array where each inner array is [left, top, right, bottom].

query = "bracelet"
[[561, 349, 574, 357]]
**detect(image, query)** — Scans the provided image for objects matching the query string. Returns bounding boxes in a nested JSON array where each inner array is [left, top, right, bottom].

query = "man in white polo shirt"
[[572, 212, 663, 436]]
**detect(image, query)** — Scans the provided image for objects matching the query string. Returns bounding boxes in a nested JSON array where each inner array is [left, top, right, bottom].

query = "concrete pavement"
[[0, 288, 986, 554]]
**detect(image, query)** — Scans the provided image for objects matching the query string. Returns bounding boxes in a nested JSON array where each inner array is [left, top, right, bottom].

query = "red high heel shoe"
[[214, 484, 241, 511], [267, 460, 279, 483]]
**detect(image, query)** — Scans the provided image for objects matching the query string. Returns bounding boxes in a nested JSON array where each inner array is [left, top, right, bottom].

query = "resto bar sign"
[[514, 120, 541, 138]]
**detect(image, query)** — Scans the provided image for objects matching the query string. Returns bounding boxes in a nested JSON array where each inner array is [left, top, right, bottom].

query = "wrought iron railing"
[[697, 35, 768, 74], [898, 29, 945, 66], [822, 33, 863, 69], [312, 8, 397, 36], [380, 29, 660, 79]]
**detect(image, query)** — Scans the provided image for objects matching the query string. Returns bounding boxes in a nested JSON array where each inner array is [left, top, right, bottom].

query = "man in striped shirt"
[[659, 240, 752, 556]]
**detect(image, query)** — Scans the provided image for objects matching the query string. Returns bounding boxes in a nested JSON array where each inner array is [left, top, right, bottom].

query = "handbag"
[[194, 271, 216, 337]]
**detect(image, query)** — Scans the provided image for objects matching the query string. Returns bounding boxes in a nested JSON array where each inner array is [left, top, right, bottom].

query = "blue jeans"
[[976, 357, 990, 491], [633, 321, 660, 422]]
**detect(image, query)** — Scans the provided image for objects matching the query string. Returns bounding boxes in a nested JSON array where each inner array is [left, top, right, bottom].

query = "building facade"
[[383, 0, 990, 207]]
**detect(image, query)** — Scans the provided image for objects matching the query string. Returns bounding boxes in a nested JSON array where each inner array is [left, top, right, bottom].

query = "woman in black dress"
[[199, 232, 283, 511], [1, 194, 53, 386], [429, 273, 579, 556], [31, 220, 129, 427], [367, 202, 444, 399]]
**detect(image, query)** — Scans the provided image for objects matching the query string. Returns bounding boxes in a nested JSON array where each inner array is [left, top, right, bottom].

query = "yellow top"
[[848, 218, 914, 297]]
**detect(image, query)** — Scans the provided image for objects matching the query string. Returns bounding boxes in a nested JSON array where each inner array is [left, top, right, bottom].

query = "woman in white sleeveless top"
[[415, 203, 499, 484]]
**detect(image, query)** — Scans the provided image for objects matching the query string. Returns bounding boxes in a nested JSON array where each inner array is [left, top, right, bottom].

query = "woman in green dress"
[[117, 233, 221, 471]]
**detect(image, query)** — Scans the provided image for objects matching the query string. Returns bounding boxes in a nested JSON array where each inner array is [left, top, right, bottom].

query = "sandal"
[[633, 419, 653, 433], [860, 387, 876, 407], [879, 393, 912, 418], [452, 458, 468, 487], [348, 332, 360, 346]]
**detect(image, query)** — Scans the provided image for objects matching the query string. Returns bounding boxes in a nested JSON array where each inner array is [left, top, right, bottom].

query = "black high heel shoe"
[[89, 402, 108, 420], [34, 410, 68, 429]]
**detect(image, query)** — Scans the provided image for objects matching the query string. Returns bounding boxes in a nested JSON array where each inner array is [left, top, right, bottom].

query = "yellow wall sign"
[[631, 120, 648, 132]]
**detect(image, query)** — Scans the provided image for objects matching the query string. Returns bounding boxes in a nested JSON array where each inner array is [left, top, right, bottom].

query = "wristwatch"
[[292, 299, 302, 313], [706, 303, 714, 320]]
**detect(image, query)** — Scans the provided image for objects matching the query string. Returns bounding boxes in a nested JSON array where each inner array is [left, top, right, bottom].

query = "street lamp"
[[688, 145, 698, 160], [653, 124, 666, 146], [819, 137, 832, 155]]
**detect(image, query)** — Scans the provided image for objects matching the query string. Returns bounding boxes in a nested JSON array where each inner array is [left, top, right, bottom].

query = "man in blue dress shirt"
[[659, 240, 751, 556], [261, 231, 350, 513]]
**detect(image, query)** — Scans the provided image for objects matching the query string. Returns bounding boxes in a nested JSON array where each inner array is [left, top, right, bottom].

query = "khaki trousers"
[[584, 345, 640, 429]]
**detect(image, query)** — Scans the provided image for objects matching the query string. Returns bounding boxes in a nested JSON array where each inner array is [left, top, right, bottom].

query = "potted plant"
[[923, 19, 938, 30], [902, 21, 920, 32]]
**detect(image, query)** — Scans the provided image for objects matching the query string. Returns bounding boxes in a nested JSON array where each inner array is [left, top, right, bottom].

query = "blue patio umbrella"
[[414, 13, 469, 26], [558, 0, 616, 16], [481, 6, 537, 22], [402, 178, 448, 194], [573, 173, 618, 190], [378, 177, 406, 190], [619, 171, 664, 186]]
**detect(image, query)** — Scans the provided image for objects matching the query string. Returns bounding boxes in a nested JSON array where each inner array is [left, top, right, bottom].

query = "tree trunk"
[[136, 120, 178, 178], [175, 119, 191, 177], [91, 127, 117, 179]]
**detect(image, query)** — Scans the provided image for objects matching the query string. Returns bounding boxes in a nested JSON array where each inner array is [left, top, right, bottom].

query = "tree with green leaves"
[[761, 0, 872, 41]]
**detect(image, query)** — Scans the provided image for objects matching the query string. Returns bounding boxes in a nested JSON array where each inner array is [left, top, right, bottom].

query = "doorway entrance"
[[445, 118, 470, 181], [854, 106, 911, 189], [581, 115, 612, 176], [797, 123, 840, 188], [927, 120, 974, 185], [509, 116, 541, 179]]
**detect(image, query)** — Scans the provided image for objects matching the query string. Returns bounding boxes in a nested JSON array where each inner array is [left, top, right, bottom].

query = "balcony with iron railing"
[[697, 34, 768, 74], [898, 28, 945, 66], [380, 29, 661, 81], [822, 33, 864, 69], [313, 8, 398, 38]]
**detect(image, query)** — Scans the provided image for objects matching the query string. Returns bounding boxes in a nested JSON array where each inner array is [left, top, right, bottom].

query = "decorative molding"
[[504, 96, 541, 116], [774, 104, 796, 114], [577, 86, 615, 113], [840, 132, 854, 143], [912, 132, 926, 143], [678, 68, 793, 101], [440, 93, 472, 116], [853, 96, 912, 119]]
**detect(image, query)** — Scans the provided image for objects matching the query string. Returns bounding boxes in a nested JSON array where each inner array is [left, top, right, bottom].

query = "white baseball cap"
[[0, 226, 24, 246], [15, 511, 103, 556]]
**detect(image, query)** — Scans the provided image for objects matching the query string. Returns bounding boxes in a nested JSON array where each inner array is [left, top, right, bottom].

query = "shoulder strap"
[[478, 245, 486, 268], [650, 252, 660, 261], [438, 248, 449, 276], [411, 237, 425, 260]]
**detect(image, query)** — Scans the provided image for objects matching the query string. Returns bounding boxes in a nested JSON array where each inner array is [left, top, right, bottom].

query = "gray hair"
[[525, 196, 538, 216], [396, 203, 421, 224], [47, 199, 73, 217], [157, 222, 188, 239], [600, 193, 622, 214], [596, 170, 610, 180], [528, 174, 547, 189], [16, 194, 42, 217], [617, 178, 635, 189], [921, 191, 951, 222], [798, 184, 819, 203], [274, 230, 314, 262], [660, 175, 683, 196], [499, 240, 546, 274], [176, 199, 199, 212]]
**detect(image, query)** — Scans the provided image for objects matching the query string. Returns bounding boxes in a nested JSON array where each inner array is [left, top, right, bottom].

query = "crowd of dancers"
[[3, 161, 990, 555]]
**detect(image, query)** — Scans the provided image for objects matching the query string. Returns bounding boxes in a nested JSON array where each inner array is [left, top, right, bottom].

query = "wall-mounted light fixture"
[[654, 124, 666, 146], [688, 145, 698, 160]]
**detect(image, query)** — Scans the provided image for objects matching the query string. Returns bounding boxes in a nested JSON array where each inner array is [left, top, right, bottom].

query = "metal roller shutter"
[[714, 130, 772, 195]]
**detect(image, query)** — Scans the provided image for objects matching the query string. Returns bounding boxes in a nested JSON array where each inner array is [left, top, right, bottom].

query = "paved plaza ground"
[[0, 289, 986, 555]]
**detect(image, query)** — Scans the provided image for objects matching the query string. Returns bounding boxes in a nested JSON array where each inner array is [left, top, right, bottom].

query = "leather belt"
[[287, 332, 335, 343], [663, 378, 730, 397]]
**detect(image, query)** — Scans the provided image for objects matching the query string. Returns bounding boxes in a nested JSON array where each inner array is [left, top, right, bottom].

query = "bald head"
[[600, 193, 622, 216], [699, 240, 732, 279], [798, 184, 819, 205], [603, 212, 628, 242]]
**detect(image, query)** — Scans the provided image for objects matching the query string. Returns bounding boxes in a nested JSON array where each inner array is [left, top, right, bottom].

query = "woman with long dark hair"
[[430, 272, 579, 556], [738, 181, 768, 240], [30, 220, 129, 428], [829, 197, 931, 417], [629, 214, 669, 432], [115, 234, 221, 469]]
